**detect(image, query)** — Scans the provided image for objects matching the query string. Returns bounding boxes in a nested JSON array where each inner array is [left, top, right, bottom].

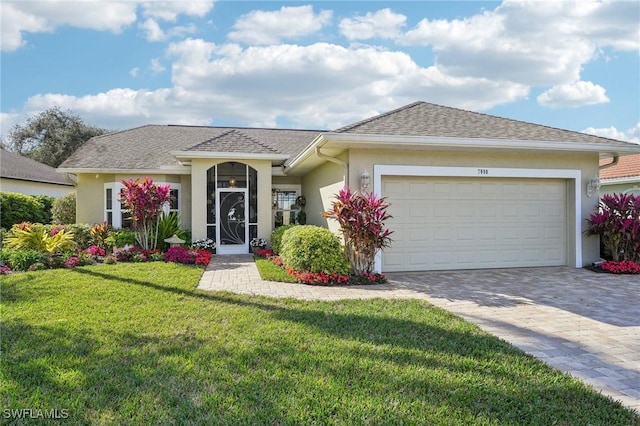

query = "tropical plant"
[[323, 187, 393, 274], [105, 229, 137, 249], [4, 249, 48, 271], [191, 238, 216, 251], [587, 193, 640, 262], [52, 192, 76, 224], [119, 177, 171, 250], [3, 222, 75, 254], [89, 222, 112, 249], [280, 225, 350, 275], [153, 212, 188, 251]]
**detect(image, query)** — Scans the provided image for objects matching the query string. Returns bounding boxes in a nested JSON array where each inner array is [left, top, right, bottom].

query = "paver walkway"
[[198, 255, 640, 413]]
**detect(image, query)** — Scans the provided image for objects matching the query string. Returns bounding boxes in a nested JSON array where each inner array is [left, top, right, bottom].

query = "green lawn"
[[1, 263, 638, 425]]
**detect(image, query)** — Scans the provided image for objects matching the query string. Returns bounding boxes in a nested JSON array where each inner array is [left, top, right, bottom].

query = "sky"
[[1, 0, 639, 143]]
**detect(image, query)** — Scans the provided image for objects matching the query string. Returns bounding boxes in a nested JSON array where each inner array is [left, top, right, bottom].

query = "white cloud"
[[0, 0, 214, 51], [228, 5, 332, 45], [139, 18, 165, 41], [0, 112, 23, 142], [150, 59, 166, 74], [399, 0, 638, 87], [129, 67, 140, 77], [142, 1, 214, 22], [1, 1, 138, 51], [583, 122, 640, 144], [339, 8, 406, 41], [537, 81, 609, 108]]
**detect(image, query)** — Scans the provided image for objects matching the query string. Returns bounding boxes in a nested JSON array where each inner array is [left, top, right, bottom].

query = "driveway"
[[385, 267, 639, 413], [199, 258, 639, 413]]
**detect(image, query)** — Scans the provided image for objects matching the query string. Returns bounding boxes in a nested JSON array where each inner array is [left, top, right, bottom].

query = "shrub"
[[6, 249, 47, 271], [600, 260, 640, 274], [587, 193, 640, 262], [33, 195, 55, 224], [105, 229, 137, 249], [0, 265, 12, 275], [67, 224, 92, 250], [280, 225, 350, 275], [154, 212, 188, 251], [0, 192, 47, 228], [270, 224, 296, 255], [89, 222, 111, 249], [28, 262, 47, 272], [4, 222, 75, 254], [103, 254, 117, 264], [323, 187, 392, 274], [51, 192, 76, 224], [163, 247, 211, 265], [64, 256, 81, 269]]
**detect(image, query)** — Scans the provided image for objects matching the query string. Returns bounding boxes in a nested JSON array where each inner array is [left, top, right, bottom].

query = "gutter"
[[599, 156, 619, 170], [315, 146, 349, 187]]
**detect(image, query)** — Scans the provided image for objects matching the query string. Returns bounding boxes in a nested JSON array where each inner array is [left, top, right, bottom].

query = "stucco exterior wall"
[[347, 148, 601, 267], [75, 173, 189, 226], [300, 152, 346, 231], [190, 159, 272, 241], [0, 178, 73, 198]]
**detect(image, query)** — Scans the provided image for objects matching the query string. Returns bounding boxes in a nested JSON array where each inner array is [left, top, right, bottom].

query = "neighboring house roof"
[[600, 153, 640, 181], [59, 125, 322, 170], [59, 101, 640, 172], [0, 149, 72, 186], [336, 101, 632, 146]]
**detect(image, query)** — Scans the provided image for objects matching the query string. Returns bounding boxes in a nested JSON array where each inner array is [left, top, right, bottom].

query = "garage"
[[381, 176, 568, 272]]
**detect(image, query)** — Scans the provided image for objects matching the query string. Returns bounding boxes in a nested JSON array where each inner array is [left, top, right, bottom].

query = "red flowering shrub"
[[114, 246, 161, 262], [64, 256, 80, 269], [49, 225, 67, 236], [287, 268, 350, 286], [85, 245, 106, 257], [600, 260, 640, 274], [271, 256, 284, 267], [0, 265, 13, 275], [255, 248, 274, 258], [163, 247, 211, 266]]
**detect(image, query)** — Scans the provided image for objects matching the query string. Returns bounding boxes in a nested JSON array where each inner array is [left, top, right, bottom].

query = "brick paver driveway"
[[199, 257, 639, 413], [386, 267, 639, 413]]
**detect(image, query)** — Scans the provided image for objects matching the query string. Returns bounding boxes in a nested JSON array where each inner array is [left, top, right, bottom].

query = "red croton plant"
[[119, 177, 171, 250], [323, 187, 393, 275], [587, 193, 640, 274]]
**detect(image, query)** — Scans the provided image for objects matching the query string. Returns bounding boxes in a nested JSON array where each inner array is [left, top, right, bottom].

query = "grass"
[[254, 257, 298, 282], [1, 263, 638, 425]]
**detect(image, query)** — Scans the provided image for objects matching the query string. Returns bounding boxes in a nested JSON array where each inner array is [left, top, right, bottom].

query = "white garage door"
[[382, 176, 567, 272]]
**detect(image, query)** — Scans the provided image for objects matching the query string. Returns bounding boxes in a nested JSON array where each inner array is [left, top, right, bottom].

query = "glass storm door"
[[216, 188, 248, 254]]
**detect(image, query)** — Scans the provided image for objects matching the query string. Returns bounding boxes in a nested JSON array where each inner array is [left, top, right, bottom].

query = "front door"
[[216, 188, 248, 254]]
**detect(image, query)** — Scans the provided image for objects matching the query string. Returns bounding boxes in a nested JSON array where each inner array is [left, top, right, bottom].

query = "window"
[[105, 181, 181, 229], [272, 186, 300, 228]]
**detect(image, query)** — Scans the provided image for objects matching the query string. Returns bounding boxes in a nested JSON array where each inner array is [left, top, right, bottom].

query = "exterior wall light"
[[586, 175, 601, 198], [361, 169, 371, 193]]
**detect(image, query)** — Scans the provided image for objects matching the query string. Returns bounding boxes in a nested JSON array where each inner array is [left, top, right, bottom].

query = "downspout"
[[315, 146, 349, 187], [599, 156, 619, 170]]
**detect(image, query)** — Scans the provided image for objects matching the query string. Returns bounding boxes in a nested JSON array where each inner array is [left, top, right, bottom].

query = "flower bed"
[[597, 260, 640, 274], [263, 254, 386, 286]]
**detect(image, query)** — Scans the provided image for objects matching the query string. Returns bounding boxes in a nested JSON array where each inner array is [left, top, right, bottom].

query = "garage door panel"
[[382, 177, 567, 272]]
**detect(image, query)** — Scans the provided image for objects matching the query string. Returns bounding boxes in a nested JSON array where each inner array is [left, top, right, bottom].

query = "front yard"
[[1, 262, 638, 425]]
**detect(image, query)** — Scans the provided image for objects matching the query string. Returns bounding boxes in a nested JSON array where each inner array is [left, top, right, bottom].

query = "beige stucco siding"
[[0, 178, 73, 198], [300, 152, 346, 231], [190, 159, 272, 241], [75, 173, 190, 227], [346, 148, 600, 267]]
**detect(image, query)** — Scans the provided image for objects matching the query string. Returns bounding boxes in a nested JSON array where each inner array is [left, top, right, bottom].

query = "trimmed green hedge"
[[270, 224, 297, 254], [0, 192, 53, 229], [280, 225, 349, 274]]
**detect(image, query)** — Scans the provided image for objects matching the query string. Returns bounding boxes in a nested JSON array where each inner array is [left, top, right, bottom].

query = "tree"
[[3, 107, 108, 167], [119, 177, 171, 250], [323, 187, 393, 274]]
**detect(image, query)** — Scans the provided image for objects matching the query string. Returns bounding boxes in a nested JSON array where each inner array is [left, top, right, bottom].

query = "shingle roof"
[[600, 153, 640, 180], [59, 125, 321, 169], [1, 149, 71, 185], [60, 101, 637, 171], [335, 101, 633, 147]]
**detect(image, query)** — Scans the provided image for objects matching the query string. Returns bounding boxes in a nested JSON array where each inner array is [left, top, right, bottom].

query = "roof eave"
[[600, 176, 640, 185], [56, 166, 191, 175], [171, 151, 289, 161]]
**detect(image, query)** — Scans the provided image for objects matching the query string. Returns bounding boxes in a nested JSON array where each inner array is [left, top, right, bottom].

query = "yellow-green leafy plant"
[[4, 223, 75, 254]]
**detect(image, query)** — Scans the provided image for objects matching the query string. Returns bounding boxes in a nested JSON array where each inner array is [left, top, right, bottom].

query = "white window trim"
[[105, 182, 181, 229], [372, 165, 582, 272]]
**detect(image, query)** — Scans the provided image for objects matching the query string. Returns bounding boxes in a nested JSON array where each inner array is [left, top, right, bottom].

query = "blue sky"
[[1, 1, 639, 143]]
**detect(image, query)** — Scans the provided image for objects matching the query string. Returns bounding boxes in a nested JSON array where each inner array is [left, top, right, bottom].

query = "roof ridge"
[[334, 101, 424, 132], [186, 129, 280, 154]]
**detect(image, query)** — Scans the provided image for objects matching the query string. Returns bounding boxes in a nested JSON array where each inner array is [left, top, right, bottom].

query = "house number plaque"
[[478, 168, 489, 175]]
